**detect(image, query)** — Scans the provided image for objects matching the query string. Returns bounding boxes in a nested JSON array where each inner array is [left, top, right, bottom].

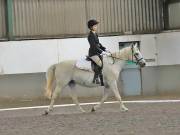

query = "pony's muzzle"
[[140, 62, 146, 67]]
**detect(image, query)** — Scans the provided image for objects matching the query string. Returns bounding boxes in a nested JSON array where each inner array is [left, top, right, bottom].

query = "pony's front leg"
[[91, 87, 109, 112], [44, 85, 62, 115], [69, 88, 86, 113], [110, 80, 128, 112]]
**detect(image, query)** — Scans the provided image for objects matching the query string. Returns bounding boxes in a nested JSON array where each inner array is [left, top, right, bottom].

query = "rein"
[[107, 45, 135, 64], [108, 55, 130, 64], [106, 44, 143, 65]]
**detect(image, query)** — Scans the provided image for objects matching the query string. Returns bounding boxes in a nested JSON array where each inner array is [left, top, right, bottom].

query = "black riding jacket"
[[88, 31, 106, 57]]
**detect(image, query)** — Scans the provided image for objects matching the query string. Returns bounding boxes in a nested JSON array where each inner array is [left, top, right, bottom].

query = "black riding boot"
[[92, 73, 100, 84], [92, 65, 104, 86], [98, 56, 104, 86], [99, 73, 104, 86], [92, 64, 100, 84]]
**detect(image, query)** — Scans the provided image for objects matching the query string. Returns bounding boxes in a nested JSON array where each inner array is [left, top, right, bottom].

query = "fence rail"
[[0, 0, 164, 40]]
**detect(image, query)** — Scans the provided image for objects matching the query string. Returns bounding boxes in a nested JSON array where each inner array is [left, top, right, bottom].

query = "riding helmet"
[[87, 19, 99, 29]]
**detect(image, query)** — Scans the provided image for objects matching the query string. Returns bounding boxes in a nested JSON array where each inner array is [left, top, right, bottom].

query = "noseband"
[[131, 45, 144, 65], [108, 44, 143, 65]]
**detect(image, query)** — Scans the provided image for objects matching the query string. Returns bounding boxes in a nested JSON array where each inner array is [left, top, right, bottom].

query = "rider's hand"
[[101, 51, 111, 56], [105, 50, 111, 53]]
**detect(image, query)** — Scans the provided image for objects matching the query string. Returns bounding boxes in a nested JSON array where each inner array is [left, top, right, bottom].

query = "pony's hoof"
[[42, 110, 49, 116], [91, 107, 95, 112], [81, 110, 86, 113], [81, 108, 86, 113], [121, 107, 128, 112]]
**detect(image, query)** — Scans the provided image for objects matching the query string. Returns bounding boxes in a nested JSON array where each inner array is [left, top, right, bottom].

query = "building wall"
[[142, 65, 180, 96], [1, 0, 163, 39], [1, 65, 180, 99], [168, 2, 180, 29], [0, 0, 6, 39], [0, 34, 158, 74], [141, 66, 157, 95], [166, 1, 180, 29], [0, 73, 104, 99], [12, 0, 87, 37], [156, 65, 180, 94], [156, 31, 180, 65], [1, 31, 180, 99]]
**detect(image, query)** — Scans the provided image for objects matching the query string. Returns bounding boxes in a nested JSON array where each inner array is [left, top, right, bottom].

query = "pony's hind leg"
[[68, 81, 85, 113], [44, 85, 63, 115], [110, 80, 128, 112]]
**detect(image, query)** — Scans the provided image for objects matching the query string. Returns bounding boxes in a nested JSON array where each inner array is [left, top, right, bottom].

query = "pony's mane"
[[111, 46, 131, 59]]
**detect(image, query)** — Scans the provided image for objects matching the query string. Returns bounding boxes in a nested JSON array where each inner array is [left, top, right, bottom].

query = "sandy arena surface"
[[0, 98, 180, 135]]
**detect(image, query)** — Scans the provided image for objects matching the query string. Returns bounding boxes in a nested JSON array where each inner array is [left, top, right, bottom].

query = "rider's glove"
[[101, 51, 111, 56]]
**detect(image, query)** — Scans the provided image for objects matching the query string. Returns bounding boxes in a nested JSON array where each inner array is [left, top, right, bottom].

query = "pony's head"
[[130, 43, 146, 67], [110, 42, 146, 68]]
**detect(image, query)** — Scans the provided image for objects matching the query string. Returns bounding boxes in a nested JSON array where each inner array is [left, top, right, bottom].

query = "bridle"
[[131, 45, 144, 65], [107, 44, 143, 65]]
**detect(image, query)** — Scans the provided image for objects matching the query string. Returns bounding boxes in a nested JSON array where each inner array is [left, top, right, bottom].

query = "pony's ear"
[[134, 42, 138, 48]]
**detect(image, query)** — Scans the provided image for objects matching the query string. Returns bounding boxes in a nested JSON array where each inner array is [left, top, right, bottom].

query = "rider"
[[87, 19, 110, 86]]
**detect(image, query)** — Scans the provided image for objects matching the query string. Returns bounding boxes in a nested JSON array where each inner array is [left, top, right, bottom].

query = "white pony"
[[44, 43, 146, 115]]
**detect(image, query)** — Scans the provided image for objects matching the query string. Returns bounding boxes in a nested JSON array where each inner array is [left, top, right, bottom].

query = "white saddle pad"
[[75, 57, 92, 71]]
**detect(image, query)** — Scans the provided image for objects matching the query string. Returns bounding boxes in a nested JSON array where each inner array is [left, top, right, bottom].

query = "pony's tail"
[[45, 64, 56, 99]]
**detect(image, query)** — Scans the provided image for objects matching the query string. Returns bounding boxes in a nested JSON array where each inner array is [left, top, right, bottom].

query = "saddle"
[[75, 56, 104, 86], [75, 56, 93, 72]]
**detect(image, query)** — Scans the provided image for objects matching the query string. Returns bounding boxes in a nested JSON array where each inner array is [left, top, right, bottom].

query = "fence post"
[[6, 0, 14, 40]]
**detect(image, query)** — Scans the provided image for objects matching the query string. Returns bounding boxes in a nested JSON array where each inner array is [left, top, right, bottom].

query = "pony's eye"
[[134, 53, 139, 56]]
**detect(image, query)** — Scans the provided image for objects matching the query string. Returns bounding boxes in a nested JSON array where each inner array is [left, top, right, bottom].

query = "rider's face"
[[92, 25, 98, 31]]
